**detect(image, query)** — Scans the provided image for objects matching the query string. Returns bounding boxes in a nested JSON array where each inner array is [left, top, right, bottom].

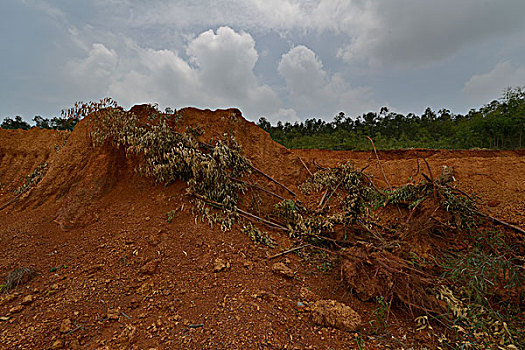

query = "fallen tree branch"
[[66, 323, 85, 335], [0, 189, 31, 212], [477, 212, 525, 235], [251, 165, 297, 197], [266, 244, 311, 260], [227, 176, 286, 201], [366, 136, 392, 191], [298, 157, 313, 176], [419, 155, 437, 200], [360, 172, 388, 197], [320, 180, 343, 211], [236, 208, 289, 231], [191, 192, 289, 231], [313, 160, 328, 170], [318, 189, 329, 208]]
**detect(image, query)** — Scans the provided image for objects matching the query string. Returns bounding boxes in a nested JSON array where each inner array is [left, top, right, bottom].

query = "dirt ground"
[[0, 107, 523, 349]]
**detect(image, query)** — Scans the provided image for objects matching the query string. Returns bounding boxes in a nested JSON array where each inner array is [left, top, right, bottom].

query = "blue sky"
[[2, 0, 525, 123]]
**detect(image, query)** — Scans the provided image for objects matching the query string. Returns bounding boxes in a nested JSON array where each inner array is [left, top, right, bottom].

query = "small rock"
[[146, 234, 160, 246], [9, 305, 23, 314], [213, 258, 230, 272], [311, 299, 362, 331], [140, 260, 159, 275], [107, 309, 120, 320], [487, 200, 501, 207], [51, 339, 64, 349], [60, 318, 72, 333], [21, 295, 34, 305], [88, 264, 104, 274], [300, 286, 319, 301], [271, 262, 294, 278], [296, 301, 306, 311]]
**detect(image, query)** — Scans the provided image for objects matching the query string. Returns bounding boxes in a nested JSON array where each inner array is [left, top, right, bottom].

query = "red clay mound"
[[0, 128, 68, 195], [17, 105, 297, 231]]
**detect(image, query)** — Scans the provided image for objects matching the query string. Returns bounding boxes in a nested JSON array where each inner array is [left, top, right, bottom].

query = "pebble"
[[213, 258, 230, 272], [21, 295, 34, 305]]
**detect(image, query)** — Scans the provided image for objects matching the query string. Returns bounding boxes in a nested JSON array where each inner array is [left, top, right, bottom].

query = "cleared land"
[[1, 105, 523, 349]]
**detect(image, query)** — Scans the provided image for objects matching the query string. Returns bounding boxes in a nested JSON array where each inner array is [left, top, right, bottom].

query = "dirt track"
[[0, 107, 523, 349]]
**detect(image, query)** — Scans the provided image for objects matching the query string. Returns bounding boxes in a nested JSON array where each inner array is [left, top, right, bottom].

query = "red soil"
[[0, 107, 523, 349]]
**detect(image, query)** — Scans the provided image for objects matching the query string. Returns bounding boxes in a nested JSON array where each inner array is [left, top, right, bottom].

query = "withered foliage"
[[89, 104, 251, 211]]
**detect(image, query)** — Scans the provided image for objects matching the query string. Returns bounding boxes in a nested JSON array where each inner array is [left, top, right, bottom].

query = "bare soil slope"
[[0, 106, 523, 349]]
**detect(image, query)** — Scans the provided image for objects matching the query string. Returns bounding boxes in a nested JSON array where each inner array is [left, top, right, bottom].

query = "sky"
[[2, 0, 525, 124]]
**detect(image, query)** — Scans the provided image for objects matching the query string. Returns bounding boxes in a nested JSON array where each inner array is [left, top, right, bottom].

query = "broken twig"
[[366, 136, 392, 191], [478, 212, 525, 235], [192, 193, 289, 231], [266, 244, 312, 260], [251, 166, 297, 197], [298, 157, 313, 176], [228, 176, 286, 201]]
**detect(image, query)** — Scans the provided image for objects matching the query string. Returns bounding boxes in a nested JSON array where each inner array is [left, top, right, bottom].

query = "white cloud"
[[278, 45, 326, 104], [90, 1, 525, 68], [186, 27, 276, 107], [65, 43, 118, 97], [247, 0, 306, 29], [64, 27, 282, 119], [278, 45, 375, 116], [463, 61, 525, 105], [332, 0, 525, 67], [268, 108, 300, 123]]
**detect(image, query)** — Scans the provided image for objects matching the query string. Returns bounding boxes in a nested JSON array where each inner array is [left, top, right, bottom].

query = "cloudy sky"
[[2, 0, 525, 123]]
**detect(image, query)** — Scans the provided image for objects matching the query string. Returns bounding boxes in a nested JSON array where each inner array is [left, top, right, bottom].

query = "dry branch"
[[313, 160, 328, 170], [0, 189, 30, 212], [366, 136, 392, 191], [251, 165, 297, 197], [320, 180, 343, 211], [266, 244, 311, 260], [191, 192, 289, 231], [298, 157, 313, 176], [419, 155, 437, 200], [360, 172, 388, 197], [228, 176, 286, 201], [478, 212, 525, 235]]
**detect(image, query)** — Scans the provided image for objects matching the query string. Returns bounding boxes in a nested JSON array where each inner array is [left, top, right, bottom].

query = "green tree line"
[[0, 115, 76, 131], [258, 87, 525, 150]]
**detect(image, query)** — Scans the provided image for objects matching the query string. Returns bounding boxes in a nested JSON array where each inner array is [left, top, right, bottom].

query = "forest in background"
[[2, 87, 524, 150], [258, 87, 525, 150]]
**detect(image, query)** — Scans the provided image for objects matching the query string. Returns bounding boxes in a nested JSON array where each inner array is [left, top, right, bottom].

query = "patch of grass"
[[355, 334, 366, 350], [166, 210, 177, 223], [368, 296, 391, 334], [1, 267, 37, 293]]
